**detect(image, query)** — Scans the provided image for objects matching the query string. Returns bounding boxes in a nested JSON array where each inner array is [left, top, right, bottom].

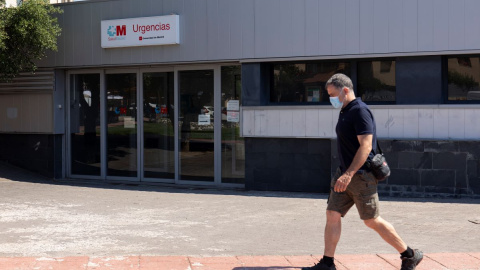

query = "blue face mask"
[[329, 91, 344, 109]]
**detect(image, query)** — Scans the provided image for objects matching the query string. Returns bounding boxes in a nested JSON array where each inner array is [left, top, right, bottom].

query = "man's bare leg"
[[363, 216, 407, 253], [324, 210, 343, 257]]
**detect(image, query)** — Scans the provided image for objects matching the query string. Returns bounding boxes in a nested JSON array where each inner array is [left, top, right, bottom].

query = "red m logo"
[[116, 25, 126, 36]]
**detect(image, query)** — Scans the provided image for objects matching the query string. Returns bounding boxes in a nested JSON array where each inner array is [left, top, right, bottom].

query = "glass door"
[[178, 69, 215, 182], [69, 73, 102, 177], [67, 65, 244, 187], [105, 72, 138, 178], [221, 66, 244, 184], [142, 71, 175, 181]]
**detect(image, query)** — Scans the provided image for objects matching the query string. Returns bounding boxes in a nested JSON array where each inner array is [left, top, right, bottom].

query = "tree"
[[0, 0, 62, 82], [0, 0, 6, 51]]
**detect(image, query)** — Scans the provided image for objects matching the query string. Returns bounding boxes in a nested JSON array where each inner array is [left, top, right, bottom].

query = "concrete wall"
[[246, 137, 480, 197], [242, 106, 480, 140], [0, 134, 63, 179], [245, 137, 331, 192], [39, 0, 480, 68], [376, 140, 480, 198], [0, 93, 53, 133]]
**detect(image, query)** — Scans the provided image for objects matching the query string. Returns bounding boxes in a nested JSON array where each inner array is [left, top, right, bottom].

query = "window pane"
[[357, 60, 396, 102], [143, 72, 175, 179], [448, 57, 480, 101], [271, 62, 351, 103], [179, 70, 215, 182], [106, 73, 137, 177], [221, 66, 244, 184], [70, 74, 101, 176]]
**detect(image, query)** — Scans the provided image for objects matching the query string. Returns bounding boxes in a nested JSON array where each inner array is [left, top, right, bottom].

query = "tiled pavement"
[[1, 163, 479, 270], [0, 253, 479, 270]]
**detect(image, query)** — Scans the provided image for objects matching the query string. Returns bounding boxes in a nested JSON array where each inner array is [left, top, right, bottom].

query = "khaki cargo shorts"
[[327, 167, 380, 220]]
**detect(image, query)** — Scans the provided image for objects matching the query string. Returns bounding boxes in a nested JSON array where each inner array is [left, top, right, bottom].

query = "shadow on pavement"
[[1, 161, 478, 204], [232, 266, 302, 270]]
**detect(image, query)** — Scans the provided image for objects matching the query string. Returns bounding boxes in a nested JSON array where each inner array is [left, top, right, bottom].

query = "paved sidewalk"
[[0, 163, 479, 269], [0, 253, 479, 269]]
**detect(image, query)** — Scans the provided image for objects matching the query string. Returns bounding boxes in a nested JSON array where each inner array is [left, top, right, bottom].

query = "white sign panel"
[[124, 116, 135, 128], [226, 100, 240, 111], [227, 111, 240, 123], [198, 115, 211, 125], [101, 15, 179, 48]]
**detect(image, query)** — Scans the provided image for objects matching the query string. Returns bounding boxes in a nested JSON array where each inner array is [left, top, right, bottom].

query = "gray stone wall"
[[0, 134, 63, 179], [245, 138, 480, 198], [374, 140, 480, 198], [245, 138, 331, 192]]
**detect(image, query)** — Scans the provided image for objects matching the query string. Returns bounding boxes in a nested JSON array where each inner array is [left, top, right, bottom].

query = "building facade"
[[1, 0, 479, 197], [4, 0, 74, 7]]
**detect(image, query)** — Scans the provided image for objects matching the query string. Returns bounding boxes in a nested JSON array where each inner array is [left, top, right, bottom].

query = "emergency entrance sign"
[[101, 15, 180, 48]]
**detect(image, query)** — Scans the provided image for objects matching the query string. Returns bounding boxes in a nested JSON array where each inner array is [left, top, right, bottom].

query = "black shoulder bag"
[[364, 108, 391, 181], [365, 141, 390, 181]]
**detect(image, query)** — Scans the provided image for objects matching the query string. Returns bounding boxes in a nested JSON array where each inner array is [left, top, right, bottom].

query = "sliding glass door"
[[68, 65, 244, 186], [142, 72, 175, 180], [105, 73, 138, 177], [69, 73, 101, 176], [178, 69, 215, 182]]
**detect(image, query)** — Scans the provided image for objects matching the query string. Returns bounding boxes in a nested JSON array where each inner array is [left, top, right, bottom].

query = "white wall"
[[4, 0, 18, 7], [0, 93, 53, 133], [0, 70, 55, 134], [242, 105, 480, 140], [39, 0, 480, 68], [4, 0, 73, 7]]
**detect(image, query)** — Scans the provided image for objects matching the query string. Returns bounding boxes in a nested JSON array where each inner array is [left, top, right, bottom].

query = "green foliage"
[[0, 0, 62, 82], [448, 70, 479, 91], [273, 64, 306, 102], [0, 0, 6, 50]]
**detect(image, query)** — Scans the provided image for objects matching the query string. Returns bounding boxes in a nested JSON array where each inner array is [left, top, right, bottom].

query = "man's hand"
[[334, 173, 353, 193]]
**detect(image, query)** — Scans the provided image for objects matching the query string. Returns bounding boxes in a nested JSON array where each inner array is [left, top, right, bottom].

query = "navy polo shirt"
[[335, 98, 377, 173]]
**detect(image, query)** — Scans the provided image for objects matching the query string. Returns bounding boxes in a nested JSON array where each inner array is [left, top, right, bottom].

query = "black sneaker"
[[400, 249, 423, 270], [302, 259, 336, 270]]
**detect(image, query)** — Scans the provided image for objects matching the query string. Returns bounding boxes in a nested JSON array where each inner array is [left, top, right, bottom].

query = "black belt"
[[355, 170, 368, 175]]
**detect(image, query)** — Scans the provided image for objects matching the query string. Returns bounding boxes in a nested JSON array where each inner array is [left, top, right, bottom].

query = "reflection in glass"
[[271, 62, 351, 103], [221, 66, 244, 184], [448, 57, 480, 101], [70, 74, 101, 175], [106, 73, 137, 177], [357, 60, 396, 102], [179, 70, 214, 182], [143, 72, 175, 179]]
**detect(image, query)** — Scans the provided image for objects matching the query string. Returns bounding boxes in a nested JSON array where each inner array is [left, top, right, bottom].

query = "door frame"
[[104, 69, 141, 182], [139, 66, 175, 184], [65, 69, 106, 180], [65, 64, 244, 188], [174, 65, 220, 186]]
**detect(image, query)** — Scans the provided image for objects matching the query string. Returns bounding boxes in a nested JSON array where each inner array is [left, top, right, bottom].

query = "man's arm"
[[333, 134, 373, 193]]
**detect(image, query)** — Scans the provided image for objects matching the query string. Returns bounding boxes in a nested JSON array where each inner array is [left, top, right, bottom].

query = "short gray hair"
[[325, 73, 353, 91]]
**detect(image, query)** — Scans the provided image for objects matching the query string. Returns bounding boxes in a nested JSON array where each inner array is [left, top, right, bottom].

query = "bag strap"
[[376, 139, 383, 155], [365, 108, 383, 155]]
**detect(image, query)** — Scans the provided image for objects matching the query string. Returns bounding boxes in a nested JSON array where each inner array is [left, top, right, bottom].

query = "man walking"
[[303, 74, 423, 270]]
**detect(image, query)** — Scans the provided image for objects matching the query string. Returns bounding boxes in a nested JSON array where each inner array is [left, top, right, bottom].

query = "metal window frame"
[[103, 69, 141, 182], [139, 66, 176, 184], [65, 63, 244, 189], [65, 69, 105, 180]]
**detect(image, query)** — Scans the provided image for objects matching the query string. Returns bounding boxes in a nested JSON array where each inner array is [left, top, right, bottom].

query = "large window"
[[221, 66, 244, 184], [143, 72, 175, 179], [357, 60, 396, 102], [271, 61, 351, 103], [447, 56, 480, 101], [106, 73, 138, 177], [178, 69, 215, 182], [70, 74, 101, 176]]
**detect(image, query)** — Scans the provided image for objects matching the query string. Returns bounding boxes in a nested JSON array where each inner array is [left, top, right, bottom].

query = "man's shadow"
[[232, 267, 301, 270]]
